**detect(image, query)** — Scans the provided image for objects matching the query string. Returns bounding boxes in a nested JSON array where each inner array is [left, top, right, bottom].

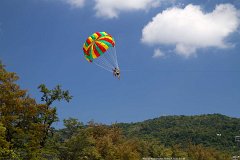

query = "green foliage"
[[0, 62, 71, 159], [38, 84, 72, 106], [117, 114, 240, 153], [0, 62, 237, 159], [0, 123, 20, 159], [0, 62, 43, 158], [48, 119, 232, 160], [62, 118, 84, 139], [37, 84, 73, 148], [186, 144, 232, 160], [55, 121, 143, 160]]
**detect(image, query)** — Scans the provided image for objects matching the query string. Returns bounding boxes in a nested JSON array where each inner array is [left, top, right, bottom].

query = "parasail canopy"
[[83, 32, 115, 62], [83, 32, 119, 73]]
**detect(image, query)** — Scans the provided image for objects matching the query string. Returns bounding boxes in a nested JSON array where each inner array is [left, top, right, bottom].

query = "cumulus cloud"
[[94, 0, 161, 19], [63, 0, 85, 8], [153, 48, 165, 58], [142, 4, 240, 57]]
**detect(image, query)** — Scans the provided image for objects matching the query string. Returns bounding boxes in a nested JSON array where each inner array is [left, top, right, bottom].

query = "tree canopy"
[[0, 62, 238, 160]]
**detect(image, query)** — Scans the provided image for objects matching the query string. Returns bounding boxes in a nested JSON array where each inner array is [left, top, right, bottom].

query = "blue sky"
[[0, 0, 240, 127]]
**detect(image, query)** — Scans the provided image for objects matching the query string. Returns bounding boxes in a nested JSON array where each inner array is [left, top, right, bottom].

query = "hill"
[[117, 114, 240, 153]]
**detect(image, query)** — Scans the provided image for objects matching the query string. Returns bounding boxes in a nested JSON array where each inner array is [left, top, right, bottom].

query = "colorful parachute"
[[83, 32, 119, 73]]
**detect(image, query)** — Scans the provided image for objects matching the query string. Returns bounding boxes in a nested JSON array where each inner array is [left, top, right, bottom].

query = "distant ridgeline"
[[116, 114, 240, 152]]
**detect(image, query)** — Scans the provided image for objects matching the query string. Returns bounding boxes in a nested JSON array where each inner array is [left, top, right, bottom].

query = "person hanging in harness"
[[113, 67, 120, 80]]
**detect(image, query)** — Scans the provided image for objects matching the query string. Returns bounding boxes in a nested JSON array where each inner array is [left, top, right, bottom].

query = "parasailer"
[[113, 67, 120, 79], [83, 31, 120, 79]]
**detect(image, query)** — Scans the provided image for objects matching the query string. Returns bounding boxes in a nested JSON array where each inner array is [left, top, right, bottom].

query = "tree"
[[0, 62, 72, 159], [186, 144, 231, 160], [0, 122, 19, 159], [62, 118, 84, 139], [38, 84, 72, 148], [57, 122, 145, 160], [0, 62, 42, 158]]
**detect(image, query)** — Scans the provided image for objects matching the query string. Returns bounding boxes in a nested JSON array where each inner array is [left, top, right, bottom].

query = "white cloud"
[[142, 4, 240, 58], [63, 0, 85, 8], [94, 0, 161, 19], [153, 48, 165, 58]]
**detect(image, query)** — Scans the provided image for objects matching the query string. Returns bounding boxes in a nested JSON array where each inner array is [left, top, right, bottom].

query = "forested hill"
[[117, 114, 240, 152]]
